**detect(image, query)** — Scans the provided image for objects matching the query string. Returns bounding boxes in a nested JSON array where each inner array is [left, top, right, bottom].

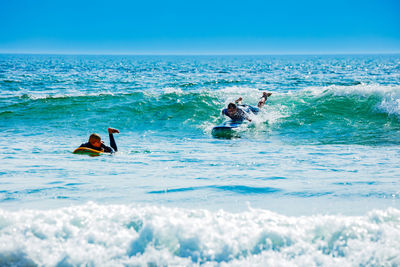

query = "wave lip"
[[2, 84, 400, 145], [0, 203, 400, 266]]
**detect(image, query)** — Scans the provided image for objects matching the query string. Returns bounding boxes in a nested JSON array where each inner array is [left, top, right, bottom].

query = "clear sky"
[[1, 0, 399, 54]]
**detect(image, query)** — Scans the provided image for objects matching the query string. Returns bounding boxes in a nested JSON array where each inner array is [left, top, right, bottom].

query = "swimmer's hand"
[[262, 92, 272, 98], [108, 127, 120, 134]]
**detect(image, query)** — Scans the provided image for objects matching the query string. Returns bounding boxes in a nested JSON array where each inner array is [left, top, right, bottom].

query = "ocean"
[[1, 54, 400, 266]]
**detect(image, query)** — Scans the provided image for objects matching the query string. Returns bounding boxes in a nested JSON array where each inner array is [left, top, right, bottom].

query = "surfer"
[[77, 127, 120, 153], [222, 92, 272, 122]]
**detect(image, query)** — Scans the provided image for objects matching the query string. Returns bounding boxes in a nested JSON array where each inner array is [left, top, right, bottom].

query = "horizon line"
[[1, 51, 400, 56]]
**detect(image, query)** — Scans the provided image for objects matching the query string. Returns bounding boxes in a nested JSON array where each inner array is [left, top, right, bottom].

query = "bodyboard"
[[73, 147, 104, 156], [212, 120, 242, 138]]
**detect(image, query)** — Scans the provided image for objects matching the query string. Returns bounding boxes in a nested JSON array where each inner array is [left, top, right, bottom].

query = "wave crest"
[[2, 85, 400, 144]]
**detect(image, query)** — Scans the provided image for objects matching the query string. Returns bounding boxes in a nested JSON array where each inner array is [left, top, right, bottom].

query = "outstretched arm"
[[235, 97, 243, 105], [108, 127, 120, 152]]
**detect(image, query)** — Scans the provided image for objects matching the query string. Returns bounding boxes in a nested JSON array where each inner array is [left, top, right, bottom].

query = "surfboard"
[[212, 120, 242, 138], [73, 147, 104, 156]]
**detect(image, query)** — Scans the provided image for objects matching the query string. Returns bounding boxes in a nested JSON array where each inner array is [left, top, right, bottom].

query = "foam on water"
[[0, 203, 399, 266], [302, 83, 400, 118]]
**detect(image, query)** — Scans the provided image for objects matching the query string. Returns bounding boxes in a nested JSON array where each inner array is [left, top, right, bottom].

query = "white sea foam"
[[215, 86, 265, 103], [0, 203, 399, 266], [162, 87, 184, 95], [0, 91, 119, 100], [301, 84, 400, 118], [376, 92, 400, 117], [303, 83, 400, 97]]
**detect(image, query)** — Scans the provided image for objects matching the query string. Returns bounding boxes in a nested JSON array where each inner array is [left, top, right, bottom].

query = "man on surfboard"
[[77, 127, 120, 153], [222, 92, 272, 122]]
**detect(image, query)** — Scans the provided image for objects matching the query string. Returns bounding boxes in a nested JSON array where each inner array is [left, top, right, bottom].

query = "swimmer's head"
[[227, 103, 237, 115], [227, 103, 236, 109], [89, 133, 101, 147]]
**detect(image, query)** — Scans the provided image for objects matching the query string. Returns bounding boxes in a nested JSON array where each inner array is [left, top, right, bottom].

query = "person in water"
[[222, 92, 272, 122], [78, 127, 120, 153]]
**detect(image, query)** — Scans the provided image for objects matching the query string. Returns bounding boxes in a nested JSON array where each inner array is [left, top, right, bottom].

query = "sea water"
[[0, 54, 400, 266]]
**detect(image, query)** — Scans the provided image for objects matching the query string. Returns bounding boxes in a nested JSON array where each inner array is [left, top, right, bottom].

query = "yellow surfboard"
[[73, 147, 104, 156]]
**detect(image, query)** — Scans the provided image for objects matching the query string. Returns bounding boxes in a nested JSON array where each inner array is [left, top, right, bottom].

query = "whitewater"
[[0, 54, 400, 266]]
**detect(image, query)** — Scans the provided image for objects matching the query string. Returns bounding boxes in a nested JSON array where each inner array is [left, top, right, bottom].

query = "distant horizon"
[[1, 51, 399, 56]]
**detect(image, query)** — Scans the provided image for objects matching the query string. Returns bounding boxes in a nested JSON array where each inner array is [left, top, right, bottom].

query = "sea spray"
[[0, 203, 400, 266]]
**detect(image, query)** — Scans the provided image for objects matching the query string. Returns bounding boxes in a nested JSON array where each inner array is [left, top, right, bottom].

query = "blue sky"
[[1, 0, 399, 54]]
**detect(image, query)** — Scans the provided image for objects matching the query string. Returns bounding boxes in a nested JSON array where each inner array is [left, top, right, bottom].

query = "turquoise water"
[[1, 54, 400, 265]]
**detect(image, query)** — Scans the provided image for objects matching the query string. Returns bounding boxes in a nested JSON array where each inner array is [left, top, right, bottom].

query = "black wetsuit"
[[222, 104, 261, 121], [79, 134, 118, 153], [222, 108, 249, 121]]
